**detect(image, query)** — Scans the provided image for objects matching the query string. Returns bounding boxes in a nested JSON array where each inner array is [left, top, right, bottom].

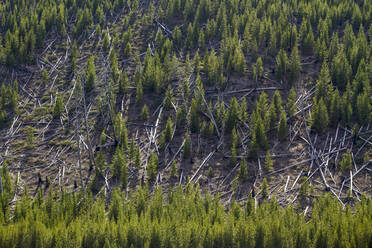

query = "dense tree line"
[[0, 166, 371, 248]]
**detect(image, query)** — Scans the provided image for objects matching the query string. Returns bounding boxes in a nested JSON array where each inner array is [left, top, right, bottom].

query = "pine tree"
[[264, 151, 273, 172], [339, 150, 352, 172], [239, 157, 248, 183], [147, 152, 158, 181], [248, 133, 258, 159], [141, 104, 149, 121], [252, 57, 263, 84], [273, 90, 284, 116], [85, 56, 96, 92], [286, 87, 297, 117], [276, 49, 288, 80], [173, 26, 181, 48], [312, 98, 329, 135], [53, 92, 64, 118], [315, 62, 332, 103], [103, 32, 110, 51], [164, 85, 174, 110], [118, 70, 129, 94], [277, 110, 288, 141], [170, 160, 178, 179], [190, 98, 200, 133], [164, 117, 173, 143], [41, 69, 50, 84], [26, 126, 34, 148], [329, 89, 341, 127], [233, 46, 246, 76], [124, 42, 132, 58], [331, 46, 352, 90], [225, 97, 240, 131], [111, 148, 127, 186], [261, 178, 268, 199], [289, 45, 301, 84], [356, 91, 371, 125], [255, 115, 268, 150], [136, 79, 143, 105], [230, 128, 238, 167]]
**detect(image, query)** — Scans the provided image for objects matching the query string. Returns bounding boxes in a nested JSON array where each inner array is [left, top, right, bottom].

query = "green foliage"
[[111, 148, 128, 189], [311, 98, 329, 135], [264, 151, 273, 172], [289, 45, 301, 84], [239, 157, 248, 182], [225, 97, 240, 132], [147, 152, 158, 182], [170, 160, 178, 179], [340, 150, 352, 172], [103, 32, 110, 51], [261, 178, 268, 199], [164, 117, 173, 143], [276, 49, 288, 80], [190, 98, 200, 133], [164, 85, 174, 110], [230, 128, 238, 167], [85, 56, 96, 92], [53, 92, 64, 118], [252, 57, 263, 84], [119, 70, 129, 94], [0, 182, 369, 247], [277, 110, 288, 141], [141, 104, 149, 121], [26, 126, 35, 148]]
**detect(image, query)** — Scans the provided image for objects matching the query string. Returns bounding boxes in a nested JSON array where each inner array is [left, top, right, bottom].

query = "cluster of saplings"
[[0, 162, 371, 248]]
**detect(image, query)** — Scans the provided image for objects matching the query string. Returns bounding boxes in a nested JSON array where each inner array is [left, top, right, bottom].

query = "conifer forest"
[[0, 0, 372, 246]]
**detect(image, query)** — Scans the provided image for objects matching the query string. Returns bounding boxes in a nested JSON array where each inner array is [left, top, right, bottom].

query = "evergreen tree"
[[339, 150, 352, 172], [289, 45, 301, 84], [264, 151, 273, 172], [103, 32, 110, 51], [170, 160, 178, 179], [286, 87, 297, 117], [261, 178, 268, 199], [255, 115, 268, 150], [164, 117, 173, 143], [190, 98, 200, 133], [312, 98, 329, 135], [136, 79, 143, 105], [233, 46, 246, 76], [315, 62, 332, 103], [225, 97, 240, 131], [85, 56, 96, 92], [111, 148, 128, 189], [53, 92, 64, 118], [147, 152, 158, 181], [277, 110, 288, 141], [230, 128, 238, 167], [239, 157, 248, 183], [41, 69, 50, 84], [118, 70, 129, 95], [329, 89, 341, 127], [356, 91, 371, 125], [248, 133, 259, 159], [276, 49, 288, 80], [141, 104, 149, 121], [252, 57, 263, 84], [164, 85, 174, 110]]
